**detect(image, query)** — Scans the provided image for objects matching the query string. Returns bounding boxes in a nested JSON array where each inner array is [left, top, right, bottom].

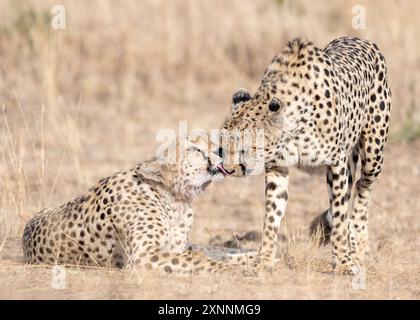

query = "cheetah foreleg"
[[131, 248, 243, 275], [188, 244, 258, 267], [329, 159, 360, 274], [254, 166, 289, 272]]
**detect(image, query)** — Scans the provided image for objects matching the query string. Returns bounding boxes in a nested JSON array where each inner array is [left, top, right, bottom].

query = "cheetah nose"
[[214, 147, 226, 160]]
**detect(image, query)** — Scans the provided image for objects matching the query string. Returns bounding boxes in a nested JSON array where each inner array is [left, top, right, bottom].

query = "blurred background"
[[0, 0, 419, 238]]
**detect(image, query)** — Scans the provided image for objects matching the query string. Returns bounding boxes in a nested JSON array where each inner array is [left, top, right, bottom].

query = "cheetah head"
[[139, 136, 223, 201], [215, 38, 334, 176]]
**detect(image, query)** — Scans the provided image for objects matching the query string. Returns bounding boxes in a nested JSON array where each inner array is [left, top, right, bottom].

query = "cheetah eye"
[[268, 98, 281, 112]]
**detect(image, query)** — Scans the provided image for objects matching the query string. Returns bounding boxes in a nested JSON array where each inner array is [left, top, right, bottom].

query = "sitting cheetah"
[[215, 37, 391, 274], [23, 137, 254, 274]]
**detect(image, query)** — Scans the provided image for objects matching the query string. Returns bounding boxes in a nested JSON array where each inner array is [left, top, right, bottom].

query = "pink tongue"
[[216, 164, 229, 176]]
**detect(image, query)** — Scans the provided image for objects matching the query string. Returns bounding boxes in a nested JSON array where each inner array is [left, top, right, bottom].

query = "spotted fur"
[[218, 37, 391, 274], [22, 138, 254, 274]]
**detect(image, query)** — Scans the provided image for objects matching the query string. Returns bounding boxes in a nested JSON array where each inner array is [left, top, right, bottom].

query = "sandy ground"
[[1, 141, 419, 300]]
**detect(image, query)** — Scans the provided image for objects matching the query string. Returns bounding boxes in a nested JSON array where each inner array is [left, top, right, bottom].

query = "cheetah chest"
[[165, 201, 193, 253]]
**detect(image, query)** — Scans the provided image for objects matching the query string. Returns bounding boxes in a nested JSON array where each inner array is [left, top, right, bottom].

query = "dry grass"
[[0, 0, 419, 299]]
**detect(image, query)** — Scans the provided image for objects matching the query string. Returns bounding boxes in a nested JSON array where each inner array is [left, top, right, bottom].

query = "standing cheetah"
[[23, 137, 254, 274], [215, 37, 391, 274]]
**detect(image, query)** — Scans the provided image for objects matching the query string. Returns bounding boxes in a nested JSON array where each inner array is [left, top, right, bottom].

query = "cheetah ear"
[[139, 159, 166, 183], [232, 88, 252, 112]]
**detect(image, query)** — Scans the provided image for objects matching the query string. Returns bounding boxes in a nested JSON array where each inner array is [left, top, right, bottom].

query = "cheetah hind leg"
[[309, 146, 359, 246], [350, 135, 385, 264]]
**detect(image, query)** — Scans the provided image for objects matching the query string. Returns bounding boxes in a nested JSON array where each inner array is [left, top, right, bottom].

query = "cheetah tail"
[[309, 209, 332, 246]]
